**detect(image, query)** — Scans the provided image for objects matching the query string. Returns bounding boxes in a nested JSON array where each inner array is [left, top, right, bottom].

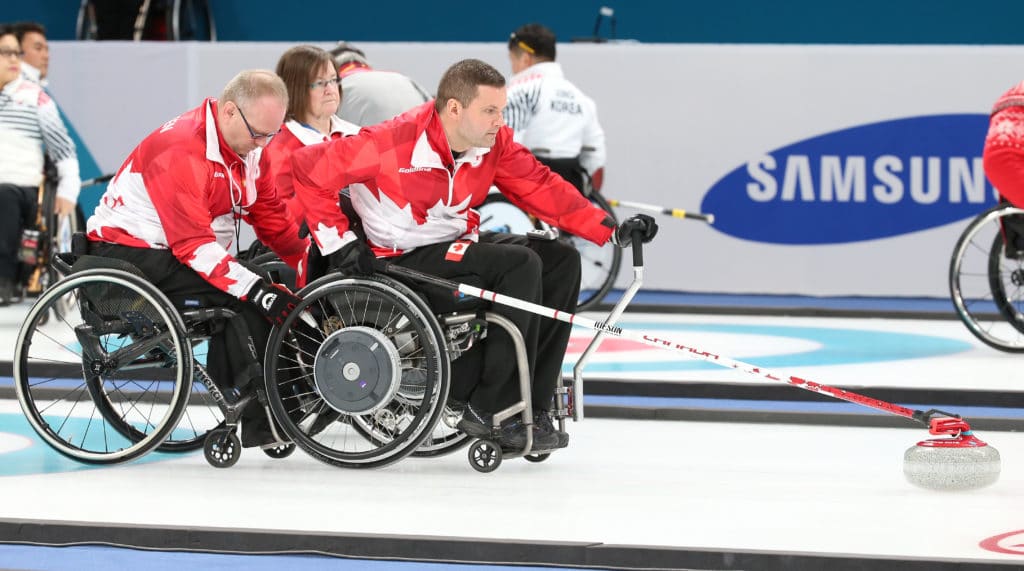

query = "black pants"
[[88, 243, 268, 402], [395, 232, 581, 413], [0, 184, 38, 281]]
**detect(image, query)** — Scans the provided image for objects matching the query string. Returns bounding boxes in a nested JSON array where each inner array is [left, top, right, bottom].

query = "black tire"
[[468, 439, 502, 473], [264, 274, 450, 469], [570, 192, 621, 311], [204, 429, 241, 468], [14, 269, 193, 464], [476, 193, 621, 311], [949, 203, 1024, 352]]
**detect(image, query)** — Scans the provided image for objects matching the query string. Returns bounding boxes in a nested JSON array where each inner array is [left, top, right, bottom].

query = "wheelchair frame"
[[14, 208, 645, 472]]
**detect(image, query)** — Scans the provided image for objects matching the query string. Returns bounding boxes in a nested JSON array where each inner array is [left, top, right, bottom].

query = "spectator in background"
[[329, 41, 431, 127], [12, 21, 80, 220], [265, 45, 359, 227], [505, 23, 606, 194], [13, 22, 48, 87], [0, 25, 80, 305]]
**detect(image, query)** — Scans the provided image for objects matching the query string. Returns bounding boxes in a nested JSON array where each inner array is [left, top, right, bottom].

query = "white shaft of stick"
[[457, 283, 915, 420]]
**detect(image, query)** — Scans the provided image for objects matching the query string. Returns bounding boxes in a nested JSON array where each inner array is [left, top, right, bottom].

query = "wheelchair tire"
[[14, 269, 194, 464], [411, 402, 471, 458], [949, 203, 1024, 352], [264, 274, 450, 469], [476, 193, 621, 311]]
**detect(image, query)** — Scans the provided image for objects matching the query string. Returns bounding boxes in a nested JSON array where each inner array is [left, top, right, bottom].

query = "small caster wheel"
[[525, 453, 550, 463], [263, 442, 295, 459], [468, 439, 502, 473], [204, 429, 241, 468]]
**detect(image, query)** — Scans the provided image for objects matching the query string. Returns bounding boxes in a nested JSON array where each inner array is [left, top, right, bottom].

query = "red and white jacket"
[[292, 101, 613, 257], [86, 98, 309, 299], [263, 116, 360, 222]]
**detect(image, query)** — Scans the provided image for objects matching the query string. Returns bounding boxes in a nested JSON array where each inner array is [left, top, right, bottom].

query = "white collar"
[[20, 62, 47, 87], [409, 131, 490, 169], [284, 116, 361, 146], [511, 61, 563, 82], [204, 100, 227, 165]]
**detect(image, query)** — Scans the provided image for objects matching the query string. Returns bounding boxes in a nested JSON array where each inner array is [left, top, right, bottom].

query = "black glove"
[[328, 239, 376, 276], [247, 280, 303, 326], [612, 214, 659, 247]]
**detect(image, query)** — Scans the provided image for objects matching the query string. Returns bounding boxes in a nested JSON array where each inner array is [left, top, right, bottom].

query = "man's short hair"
[[12, 21, 46, 43], [0, 25, 14, 39], [434, 59, 506, 112], [220, 69, 288, 110], [508, 23, 556, 61], [275, 45, 336, 121], [330, 41, 368, 69]]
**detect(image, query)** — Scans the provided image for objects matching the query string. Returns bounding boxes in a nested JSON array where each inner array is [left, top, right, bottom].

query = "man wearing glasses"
[[86, 69, 309, 448]]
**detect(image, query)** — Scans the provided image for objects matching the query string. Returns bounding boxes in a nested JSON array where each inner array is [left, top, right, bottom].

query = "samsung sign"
[[701, 114, 997, 244]]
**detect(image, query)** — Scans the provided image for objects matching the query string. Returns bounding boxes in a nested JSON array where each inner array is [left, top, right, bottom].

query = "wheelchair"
[[14, 251, 235, 464], [949, 201, 1024, 352], [14, 237, 589, 472]]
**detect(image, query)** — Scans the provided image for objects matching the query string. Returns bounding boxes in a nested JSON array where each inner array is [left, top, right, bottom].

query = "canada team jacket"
[[86, 98, 308, 299], [292, 101, 614, 257], [263, 116, 360, 222]]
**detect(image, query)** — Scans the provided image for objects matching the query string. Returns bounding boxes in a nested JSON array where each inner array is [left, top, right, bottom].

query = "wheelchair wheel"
[[570, 192, 620, 311], [950, 203, 1024, 352], [14, 269, 194, 464], [264, 274, 450, 469], [477, 193, 620, 311], [412, 401, 471, 458]]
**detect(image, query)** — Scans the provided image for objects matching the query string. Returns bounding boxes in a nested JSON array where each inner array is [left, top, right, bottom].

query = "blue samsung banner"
[[701, 114, 997, 245]]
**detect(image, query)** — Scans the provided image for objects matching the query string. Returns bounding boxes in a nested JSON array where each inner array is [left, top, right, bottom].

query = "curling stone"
[[903, 431, 1000, 491]]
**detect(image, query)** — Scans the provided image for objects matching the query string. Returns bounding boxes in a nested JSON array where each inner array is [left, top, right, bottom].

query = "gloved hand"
[[329, 239, 375, 276], [611, 214, 659, 247], [247, 280, 303, 326]]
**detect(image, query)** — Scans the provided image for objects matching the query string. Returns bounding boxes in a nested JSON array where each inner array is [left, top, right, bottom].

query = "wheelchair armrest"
[[52, 252, 76, 276]]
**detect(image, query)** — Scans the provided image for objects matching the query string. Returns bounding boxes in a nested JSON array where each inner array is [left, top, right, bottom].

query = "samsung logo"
[[701, 114, 997, 244]]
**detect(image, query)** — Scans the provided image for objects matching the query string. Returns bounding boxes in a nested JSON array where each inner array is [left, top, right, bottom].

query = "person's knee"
[[544, 239, 582, 278]]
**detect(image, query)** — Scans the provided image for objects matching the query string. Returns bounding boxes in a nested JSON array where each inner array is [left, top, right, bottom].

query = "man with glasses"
[[86, 69, 310, 448], [0, 25, 80, 306]]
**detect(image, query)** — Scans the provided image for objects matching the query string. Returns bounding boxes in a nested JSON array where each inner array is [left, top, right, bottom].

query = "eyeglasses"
[[236, 106, 279, 141], [0, 49, 24, 59], [309, 77, 342, 91]]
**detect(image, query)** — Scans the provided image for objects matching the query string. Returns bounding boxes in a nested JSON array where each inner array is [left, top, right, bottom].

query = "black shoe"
[[534, 410, 569, 449], [456, 402, 494, 438]]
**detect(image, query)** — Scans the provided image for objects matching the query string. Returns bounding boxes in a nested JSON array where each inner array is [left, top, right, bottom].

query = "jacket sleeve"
[[245, 149, 309, 271], [36, 91, 81, 203], [146, 150, 262, 299], [292, 132, 383, 255], [492, 131, 613, 245]]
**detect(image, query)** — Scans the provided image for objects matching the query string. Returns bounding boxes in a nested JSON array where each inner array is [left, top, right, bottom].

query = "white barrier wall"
[[47, 41, 1024, 298]]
